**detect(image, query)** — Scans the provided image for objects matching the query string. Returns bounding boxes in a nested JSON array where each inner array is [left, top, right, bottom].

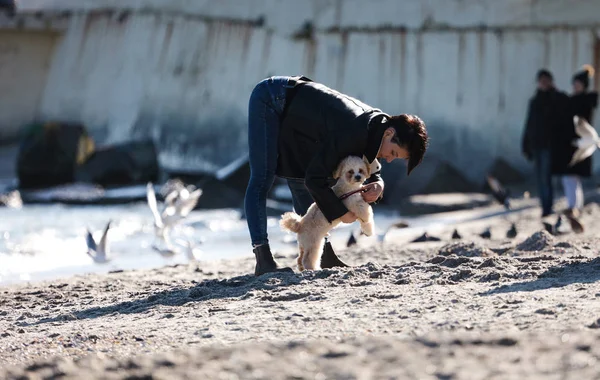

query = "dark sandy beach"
[[1, 199, 600, 379]]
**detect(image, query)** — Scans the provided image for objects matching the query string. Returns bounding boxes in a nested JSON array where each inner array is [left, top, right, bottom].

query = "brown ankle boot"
[[253, 244, 293, 276], [320, 241, 350, 269]]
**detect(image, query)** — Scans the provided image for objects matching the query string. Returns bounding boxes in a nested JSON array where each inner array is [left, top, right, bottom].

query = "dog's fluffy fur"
[[280, 156, 376, 271]]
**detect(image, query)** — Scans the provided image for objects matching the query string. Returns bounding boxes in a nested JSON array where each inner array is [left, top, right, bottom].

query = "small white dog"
[[280, 156, 377, 271]]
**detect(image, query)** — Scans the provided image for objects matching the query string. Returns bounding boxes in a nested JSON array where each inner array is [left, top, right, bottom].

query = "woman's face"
[[378, 128, 410, 163], [573, 80, 585, 94]]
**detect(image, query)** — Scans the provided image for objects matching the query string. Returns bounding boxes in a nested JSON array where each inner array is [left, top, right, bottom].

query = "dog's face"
[[333, 156, 370, 185]]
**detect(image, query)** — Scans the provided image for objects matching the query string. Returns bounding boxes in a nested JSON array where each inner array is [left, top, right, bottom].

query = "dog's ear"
[[363, 156, 372, 177], [333, 161, 344, 179]]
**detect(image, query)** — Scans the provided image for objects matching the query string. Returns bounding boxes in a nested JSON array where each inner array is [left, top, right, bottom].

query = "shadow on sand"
[[481, 257, 600, 295], [27, 269, 327, 326]]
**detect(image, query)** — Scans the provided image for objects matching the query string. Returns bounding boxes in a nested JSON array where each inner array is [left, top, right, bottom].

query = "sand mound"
[[583, 202, 600, 215], [514, 231, 555, 252], [437, 242, 494, 257]]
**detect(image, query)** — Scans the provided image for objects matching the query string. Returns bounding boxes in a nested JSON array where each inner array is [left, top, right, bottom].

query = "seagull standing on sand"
[[479, 227, 492, 239], [506, 223, 518, 239], [411, 232, 441, 243], [569, 116, 600, 167], [451, 229, 462, 239], [346, 231, 358, 247], [86, 221, 111, 263]]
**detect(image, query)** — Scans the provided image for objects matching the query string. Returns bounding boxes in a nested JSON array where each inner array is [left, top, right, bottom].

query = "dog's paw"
[[361, 225, 374, 237], [297, 257, 305, 272]]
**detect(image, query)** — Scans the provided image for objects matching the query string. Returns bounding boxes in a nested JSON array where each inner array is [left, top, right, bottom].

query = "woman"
[[554, 65, 598, 232], [245, 76, 429, 276]]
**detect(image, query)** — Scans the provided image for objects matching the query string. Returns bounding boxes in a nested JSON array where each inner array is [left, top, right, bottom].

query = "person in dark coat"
[[245, 76, 429, 276], [522, 69, 571, 217], [554, 65, 598, 230]]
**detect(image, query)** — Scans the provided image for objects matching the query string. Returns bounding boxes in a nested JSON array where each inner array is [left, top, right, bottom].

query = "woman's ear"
[[384, 127, 395, 139]]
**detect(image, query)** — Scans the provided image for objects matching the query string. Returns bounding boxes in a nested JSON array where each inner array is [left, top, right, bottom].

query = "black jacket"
[[522, 88, 571, 158], [552, 91, 598, 177], [277, 80, 386, 222]]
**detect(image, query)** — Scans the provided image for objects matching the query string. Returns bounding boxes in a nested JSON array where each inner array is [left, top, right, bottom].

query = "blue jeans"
[[534, 149, 553, 216], [244, 76, 295, 246]]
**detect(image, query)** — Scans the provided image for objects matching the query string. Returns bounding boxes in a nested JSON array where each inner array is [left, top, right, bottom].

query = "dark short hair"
[[536, 69, 553, 81], [388, 114, 429, 175]]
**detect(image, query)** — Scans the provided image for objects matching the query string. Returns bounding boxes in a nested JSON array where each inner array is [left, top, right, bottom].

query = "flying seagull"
[[86, 221, 111, 263], [147, 182, 202, 245], [486, 175, 511, 210], [176, 238, 201, 262], [570, 116, 600, 167], [152, 244, 177, 259], [542, 221, 556, 236], [377, 220, 411, 243]]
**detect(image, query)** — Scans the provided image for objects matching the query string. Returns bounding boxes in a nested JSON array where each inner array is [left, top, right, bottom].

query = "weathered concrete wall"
[[38, 13, 300, 172], [3, 0, 600, 183], [19, 0, 600, 31], [0, 30, 60, 140]]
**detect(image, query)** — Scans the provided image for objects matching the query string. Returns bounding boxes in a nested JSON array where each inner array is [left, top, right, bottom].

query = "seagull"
[[152, 244, 177, 259], [377, 220, 411, 243], [147, 183, 174, 246], [160, 182, 203, 220], [570, 116, 600, 167], [346, 231, 358, 247], [147, 182, 202, 245], [411, 232, 441, 243], [479, 227, 492, 239], [542, 221, 555, 235], [178, 239, 201, 262], [86, 221, 111, 263], [486, 175, 511, 210], [506, 223, 517, 239], [552, 215, 570, 235], [451, 229, 462, 239]]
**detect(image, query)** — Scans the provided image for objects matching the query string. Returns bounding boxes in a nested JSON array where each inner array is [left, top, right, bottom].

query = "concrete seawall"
[[1, 0, 599, 192]]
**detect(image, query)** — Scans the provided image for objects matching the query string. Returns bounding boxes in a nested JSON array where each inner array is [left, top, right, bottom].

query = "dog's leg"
[[360, 218, 374, 236], [297, 245, 305, 272], [354, 204, 375, 237], [302, 238, 324, 271]]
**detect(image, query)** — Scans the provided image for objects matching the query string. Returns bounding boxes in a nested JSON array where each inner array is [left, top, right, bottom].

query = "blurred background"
[[0, 0, 599, 283]]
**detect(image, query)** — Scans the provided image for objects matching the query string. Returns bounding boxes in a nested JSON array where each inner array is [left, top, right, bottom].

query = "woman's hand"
[[362, 182, 384, 203], [340, 211, 357, 224]]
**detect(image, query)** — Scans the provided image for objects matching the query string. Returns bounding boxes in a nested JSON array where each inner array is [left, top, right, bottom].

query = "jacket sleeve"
[[304, 139, 349, 223], [364, 173, 382, 184]]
